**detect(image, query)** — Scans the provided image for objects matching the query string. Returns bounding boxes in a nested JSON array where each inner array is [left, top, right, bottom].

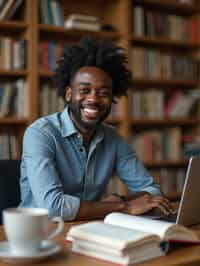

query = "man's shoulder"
[[27, 112, 61, 134]]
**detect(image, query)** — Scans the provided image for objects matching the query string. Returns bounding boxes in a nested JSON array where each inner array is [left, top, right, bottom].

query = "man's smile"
[[81, 106, 101, 120]]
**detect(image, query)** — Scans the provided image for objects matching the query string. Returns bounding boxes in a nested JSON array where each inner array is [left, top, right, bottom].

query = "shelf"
[[131, 36, 200, 50], [0, 70, 28, 77], [133, 0, 200, 15], [0, 117, 29, 125], [131, 78, 199, 88], [0, 21, 27, 32], [39, 70, 52, 78], [131, 118, 198, 127], [39, 24, 121, 41], [144, 159, 188, 168]]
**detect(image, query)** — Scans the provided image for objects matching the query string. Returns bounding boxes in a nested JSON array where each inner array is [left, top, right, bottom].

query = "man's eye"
[[99, 91, 111, 97], [79, 88, 90, 94]]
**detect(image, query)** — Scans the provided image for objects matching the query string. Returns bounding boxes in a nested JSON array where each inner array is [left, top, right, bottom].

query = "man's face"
[[65, 66, 113, 132]]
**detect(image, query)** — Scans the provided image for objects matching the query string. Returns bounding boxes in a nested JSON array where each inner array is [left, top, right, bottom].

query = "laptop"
[[146, 156, 200, 226]]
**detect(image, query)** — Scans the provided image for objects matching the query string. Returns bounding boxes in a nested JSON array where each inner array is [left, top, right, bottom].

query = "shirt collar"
[[60, 106, 78, 137], [60, 106, 105, 142]]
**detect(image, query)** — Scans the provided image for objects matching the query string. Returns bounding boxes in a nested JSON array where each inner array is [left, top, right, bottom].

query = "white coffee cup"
[[3, 208, 64, 255]]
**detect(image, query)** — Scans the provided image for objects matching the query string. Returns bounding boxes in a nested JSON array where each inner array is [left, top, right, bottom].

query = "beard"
[[68, 101, 111, 131]]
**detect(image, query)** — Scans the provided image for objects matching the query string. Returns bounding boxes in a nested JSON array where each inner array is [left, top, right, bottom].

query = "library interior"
[[1, 0, 200, 266]]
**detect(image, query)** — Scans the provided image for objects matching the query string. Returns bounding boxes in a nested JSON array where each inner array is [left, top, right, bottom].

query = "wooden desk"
[[1, 222, 200, 266]]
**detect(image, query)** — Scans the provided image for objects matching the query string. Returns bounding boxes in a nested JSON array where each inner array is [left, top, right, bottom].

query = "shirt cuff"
[[62, 195, 80, 221]]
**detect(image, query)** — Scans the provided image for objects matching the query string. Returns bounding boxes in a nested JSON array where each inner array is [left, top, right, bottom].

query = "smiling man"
[[19, 37, 174, 220]]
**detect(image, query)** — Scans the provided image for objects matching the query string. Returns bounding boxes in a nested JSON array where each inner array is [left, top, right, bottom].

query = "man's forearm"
[[75, 200, 127, 220]]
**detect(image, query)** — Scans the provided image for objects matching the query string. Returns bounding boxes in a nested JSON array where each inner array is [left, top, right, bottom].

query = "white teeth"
[[84, 108, 98, 114]]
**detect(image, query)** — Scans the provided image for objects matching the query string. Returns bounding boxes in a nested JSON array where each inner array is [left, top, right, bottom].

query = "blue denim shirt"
[[19, 107, 161, 220]]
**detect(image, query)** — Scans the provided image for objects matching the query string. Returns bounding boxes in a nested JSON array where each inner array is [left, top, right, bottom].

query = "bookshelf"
[[130, 0, 200, 199], [1, 0, 200, 200]]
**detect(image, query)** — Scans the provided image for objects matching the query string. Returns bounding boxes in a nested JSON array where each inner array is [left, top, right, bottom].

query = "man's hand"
[[124, 193, 175, 216], [102, 194, 124, 203]]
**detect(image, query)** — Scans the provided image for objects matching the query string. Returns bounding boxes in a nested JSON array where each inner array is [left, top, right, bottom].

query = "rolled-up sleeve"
[[115, 135, 161, 195], [22, 126, 80, 220]]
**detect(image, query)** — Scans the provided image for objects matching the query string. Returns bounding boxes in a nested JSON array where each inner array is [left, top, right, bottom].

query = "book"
[[67, 212, 199, 265], [65, 20, 100, 32], [66, 13, 99, 23], [3, 0, 23, 20]]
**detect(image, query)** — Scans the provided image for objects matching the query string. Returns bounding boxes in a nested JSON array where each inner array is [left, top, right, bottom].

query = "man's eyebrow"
[[77, 82, 91, 86]]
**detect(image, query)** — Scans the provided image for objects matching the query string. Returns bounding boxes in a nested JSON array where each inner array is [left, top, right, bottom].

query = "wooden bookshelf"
[[132, 78, 199, 88], [0, 21, 27, 31], [1, 0, 200, 198], [130, 0, 200, 198], [131, 36, 200, 49]]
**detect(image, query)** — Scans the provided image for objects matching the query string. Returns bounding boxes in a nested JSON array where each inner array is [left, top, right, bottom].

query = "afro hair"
[[53, 36, 132, 102]]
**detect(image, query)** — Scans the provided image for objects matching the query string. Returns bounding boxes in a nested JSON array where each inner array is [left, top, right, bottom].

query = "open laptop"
[[147, 156, 200, 226]]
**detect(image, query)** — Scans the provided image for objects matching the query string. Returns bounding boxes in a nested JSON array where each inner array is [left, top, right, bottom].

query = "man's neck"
[[69, 111, 96, 150]]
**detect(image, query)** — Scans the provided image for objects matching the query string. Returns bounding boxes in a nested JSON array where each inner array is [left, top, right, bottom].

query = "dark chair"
[[0, 160, 21, 224]]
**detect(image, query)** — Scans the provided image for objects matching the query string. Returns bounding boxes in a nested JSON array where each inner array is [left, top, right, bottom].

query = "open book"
[[67, 212, 200, 265]]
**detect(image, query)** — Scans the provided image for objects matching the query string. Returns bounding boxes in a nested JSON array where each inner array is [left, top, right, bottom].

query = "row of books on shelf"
[[0, 0, 23, 21], [0, 79, 28, 118], [39, 0, 64, 26], [150, 168, 186, 196], [131, 47, 199, 80], [131, 89, 200, 119], [0, 133, 17, 159], [40, 83, 65, 116], [131, 128, 182, 162], [39, 0, 107, 33], [39, 42, 63, 71], [0, 38, 27, 70], [133, 6, 198, 41]]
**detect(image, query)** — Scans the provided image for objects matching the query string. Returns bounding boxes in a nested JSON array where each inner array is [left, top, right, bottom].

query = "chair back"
[[0, 160, 21, 224]]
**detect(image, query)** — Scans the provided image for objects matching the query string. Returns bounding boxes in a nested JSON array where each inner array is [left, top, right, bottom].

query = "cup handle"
[[47, 216, 64, 240]]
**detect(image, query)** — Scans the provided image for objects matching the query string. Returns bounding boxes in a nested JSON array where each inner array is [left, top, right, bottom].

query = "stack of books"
[[66, 212, 199, 265], [64, 14, 101, 32]]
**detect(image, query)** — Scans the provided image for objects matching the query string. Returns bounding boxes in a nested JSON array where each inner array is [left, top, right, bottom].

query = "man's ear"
[[65, 87, 72, 102]]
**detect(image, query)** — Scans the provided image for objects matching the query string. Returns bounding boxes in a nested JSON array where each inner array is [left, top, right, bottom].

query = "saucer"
[[0, 240, 62, 263]]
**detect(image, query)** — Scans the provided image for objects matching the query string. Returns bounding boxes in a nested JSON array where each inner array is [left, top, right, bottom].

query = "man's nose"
[[87, 92, 99, 102]]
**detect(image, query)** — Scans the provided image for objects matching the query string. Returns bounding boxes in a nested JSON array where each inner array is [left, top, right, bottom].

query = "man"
[[20, 37, 174, 220]]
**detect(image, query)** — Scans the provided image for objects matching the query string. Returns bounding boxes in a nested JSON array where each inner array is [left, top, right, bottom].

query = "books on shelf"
[[0, 0, 23, 21], [0, 133, 17, 159], [0, 79, 28, 118], [130, 88, 199, 120], [64, 13, 101, 31], [39, 42, 63, 71], [67, 212, 199, 265], [132, 5, 198, 42], [132, 127, 182, 162], [40, 83, 65, 116], [130, 47, 199, 81], [39, 0, 64, 26], [150, 168, 186, 197], [0, 37, 27, 70], [164, 90, 200, 119]]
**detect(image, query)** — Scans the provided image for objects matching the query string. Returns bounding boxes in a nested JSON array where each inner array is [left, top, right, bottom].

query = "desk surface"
[[1, 222, 200, 266]]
